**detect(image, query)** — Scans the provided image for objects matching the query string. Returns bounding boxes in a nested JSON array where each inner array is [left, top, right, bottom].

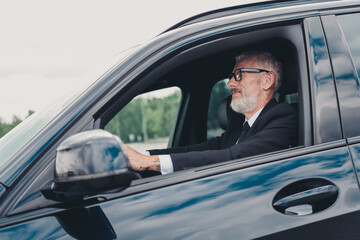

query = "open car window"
[[98, 23, 308, 176]]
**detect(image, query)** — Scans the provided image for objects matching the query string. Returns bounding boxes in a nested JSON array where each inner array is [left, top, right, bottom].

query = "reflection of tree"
[[0, 110, 34, 138], [318, 106, 342, 143], [105, 91, 181, 143]]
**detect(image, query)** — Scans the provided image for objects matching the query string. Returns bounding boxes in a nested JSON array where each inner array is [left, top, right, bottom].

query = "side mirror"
[[41, 129, 134, 201]]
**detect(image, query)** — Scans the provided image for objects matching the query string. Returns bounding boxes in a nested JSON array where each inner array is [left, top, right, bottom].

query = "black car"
[[1, 0, 360, 239]]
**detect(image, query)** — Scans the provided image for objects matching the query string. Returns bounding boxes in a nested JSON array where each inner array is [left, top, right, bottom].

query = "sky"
[[0, 0, 251, 123]]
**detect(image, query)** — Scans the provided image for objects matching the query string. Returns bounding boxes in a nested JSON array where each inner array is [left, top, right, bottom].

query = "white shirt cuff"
[[158, 155, 174, 175]]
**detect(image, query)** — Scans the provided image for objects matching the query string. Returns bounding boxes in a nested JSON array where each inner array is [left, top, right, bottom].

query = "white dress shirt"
[[158, 108, 264, 175]]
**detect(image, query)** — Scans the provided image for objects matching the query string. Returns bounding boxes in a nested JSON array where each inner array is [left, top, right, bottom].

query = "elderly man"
[[124, 51, 298, 174]]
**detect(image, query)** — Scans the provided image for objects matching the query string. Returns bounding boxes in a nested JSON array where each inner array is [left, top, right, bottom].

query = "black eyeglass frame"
[[228, 68, 270, 82]]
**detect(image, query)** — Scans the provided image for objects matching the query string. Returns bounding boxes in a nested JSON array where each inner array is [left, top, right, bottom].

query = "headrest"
[[217, 96, 231, 130], [276, 53, 298, 96]]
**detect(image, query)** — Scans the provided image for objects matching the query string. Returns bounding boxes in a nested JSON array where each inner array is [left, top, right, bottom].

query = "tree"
[[105, 91, 181, 143]]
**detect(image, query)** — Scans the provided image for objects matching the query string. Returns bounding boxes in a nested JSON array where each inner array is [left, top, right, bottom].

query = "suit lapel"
[[245, 99, 278, 138], [224, 98, 278, 147], [258, 98, 278, 118], [221, 108, 244, 148]]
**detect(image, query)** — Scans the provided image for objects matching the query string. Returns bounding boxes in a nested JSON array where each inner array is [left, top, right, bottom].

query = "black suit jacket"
[[150, 99, 298, 172]]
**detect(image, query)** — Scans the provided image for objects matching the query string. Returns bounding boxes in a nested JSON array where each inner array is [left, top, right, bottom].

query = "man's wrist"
[[148, 155, 161, 172]]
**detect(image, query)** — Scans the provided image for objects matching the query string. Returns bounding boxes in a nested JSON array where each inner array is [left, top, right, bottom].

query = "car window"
[[105, 87, 181, 153], [207, 79, 231, 139]]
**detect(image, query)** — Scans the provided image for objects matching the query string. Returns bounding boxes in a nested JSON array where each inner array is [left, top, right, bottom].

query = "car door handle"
[[273, 185, 338, 208], [272, 178, 339, 216]]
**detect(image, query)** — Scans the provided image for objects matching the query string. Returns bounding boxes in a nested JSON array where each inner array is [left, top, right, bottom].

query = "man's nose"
[[227, 76, 238, 88]]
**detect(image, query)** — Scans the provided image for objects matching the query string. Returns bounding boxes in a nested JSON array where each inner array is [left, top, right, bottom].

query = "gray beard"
[[230, 91, 258, 114]]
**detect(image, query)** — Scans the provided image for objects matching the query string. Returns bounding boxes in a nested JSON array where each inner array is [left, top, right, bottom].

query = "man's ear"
[[262, 71, 275, 90]]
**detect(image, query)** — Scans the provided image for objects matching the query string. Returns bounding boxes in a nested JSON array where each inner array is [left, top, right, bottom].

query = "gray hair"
[[235, 51, 283, 92]]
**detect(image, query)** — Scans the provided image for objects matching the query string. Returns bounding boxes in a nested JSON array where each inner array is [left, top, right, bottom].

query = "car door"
[[1, 16, 359, 240]]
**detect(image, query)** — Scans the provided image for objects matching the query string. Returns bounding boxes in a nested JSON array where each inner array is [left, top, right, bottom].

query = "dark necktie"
[[236, 121, 250, 144]]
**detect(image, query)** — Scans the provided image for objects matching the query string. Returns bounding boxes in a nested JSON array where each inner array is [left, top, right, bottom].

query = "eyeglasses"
[[228, 68, 269, 82]]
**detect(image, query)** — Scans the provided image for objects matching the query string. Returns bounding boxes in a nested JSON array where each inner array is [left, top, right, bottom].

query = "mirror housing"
[[42, 129, 133, 201]]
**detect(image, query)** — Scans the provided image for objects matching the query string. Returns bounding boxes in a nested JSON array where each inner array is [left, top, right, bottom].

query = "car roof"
[[163, 0, 355, 33]]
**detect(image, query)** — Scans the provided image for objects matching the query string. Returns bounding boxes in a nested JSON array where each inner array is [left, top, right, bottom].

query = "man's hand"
[[123, 145, 161, 172]]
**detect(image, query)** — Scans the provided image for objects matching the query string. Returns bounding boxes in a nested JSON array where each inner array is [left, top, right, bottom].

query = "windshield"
[[0, 87, 83, 170], [0, 46, 138, 173]]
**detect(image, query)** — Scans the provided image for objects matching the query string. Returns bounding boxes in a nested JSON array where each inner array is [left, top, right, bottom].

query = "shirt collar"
[[244, 107, 264, 127]]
